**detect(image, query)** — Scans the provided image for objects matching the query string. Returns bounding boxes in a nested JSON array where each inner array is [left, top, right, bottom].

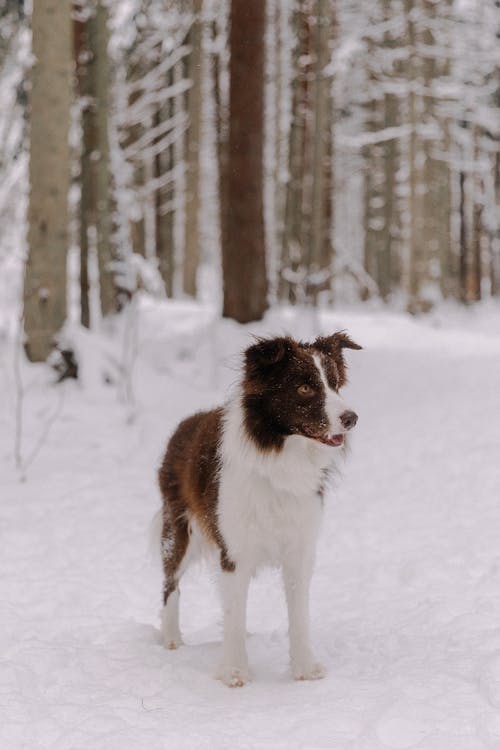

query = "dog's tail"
[[148, 509, 163, 566]]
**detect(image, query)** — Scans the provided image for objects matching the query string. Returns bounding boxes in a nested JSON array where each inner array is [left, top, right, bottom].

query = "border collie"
[[157, 332, 361, 686]]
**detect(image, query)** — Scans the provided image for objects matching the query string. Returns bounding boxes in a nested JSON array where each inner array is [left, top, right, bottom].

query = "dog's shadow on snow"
[[145, 623, 297, 690]]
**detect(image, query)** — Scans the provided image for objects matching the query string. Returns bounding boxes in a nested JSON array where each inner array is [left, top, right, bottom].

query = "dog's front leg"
[[218, 566, 251, 687], [283, 553, 325, 681]]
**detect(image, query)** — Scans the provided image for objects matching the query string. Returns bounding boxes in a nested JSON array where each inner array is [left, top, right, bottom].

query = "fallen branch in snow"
[[21, 386, 65, 478], [13, 311, 66, 481]]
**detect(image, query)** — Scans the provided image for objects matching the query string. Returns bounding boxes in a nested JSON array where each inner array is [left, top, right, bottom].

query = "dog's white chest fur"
[[218, 397, 336, 569]]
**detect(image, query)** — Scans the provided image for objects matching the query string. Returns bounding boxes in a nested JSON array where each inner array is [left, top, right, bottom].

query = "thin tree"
[[121, 2, 151, 260], [405, 0, 427, 312], [363, 30, 385, 297], [363, 0, 403, 302], [280, 0, 335, 305], [75, 0, 115, 324], [154, 65, 175, 297], [91, 1, 114, 318], [420, 0, 454, 301], [74, 7, 91, 327], [183, 0, 203, 297], [222, 0, 268, 323], [211, 5, 230, 289], [24, 0, 72, 361], [309, 0, 334, 303], [492, 148, 500, 297]]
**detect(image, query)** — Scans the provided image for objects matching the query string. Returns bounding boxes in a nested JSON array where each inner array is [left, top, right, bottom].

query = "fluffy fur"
[[157, 332, 361, 686]]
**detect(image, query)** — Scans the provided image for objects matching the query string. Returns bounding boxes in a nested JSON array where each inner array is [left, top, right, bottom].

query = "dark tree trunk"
[[76, 1, 115, 322], [222, 0, 268, 323]]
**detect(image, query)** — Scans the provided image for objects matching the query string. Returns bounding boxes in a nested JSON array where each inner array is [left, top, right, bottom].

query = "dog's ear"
[[245, 337, 292, 370], [315, 331, 362, 354], [333, 331, 362, 350]]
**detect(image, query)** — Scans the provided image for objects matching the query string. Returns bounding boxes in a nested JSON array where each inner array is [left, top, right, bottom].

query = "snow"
[[2, 300, 500, 749]]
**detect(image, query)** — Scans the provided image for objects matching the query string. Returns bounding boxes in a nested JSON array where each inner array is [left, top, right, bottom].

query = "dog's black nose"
[[340, 410, 358, 431]]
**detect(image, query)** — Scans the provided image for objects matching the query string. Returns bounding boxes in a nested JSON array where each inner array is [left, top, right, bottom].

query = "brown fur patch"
[[158, 408, 234, 599]]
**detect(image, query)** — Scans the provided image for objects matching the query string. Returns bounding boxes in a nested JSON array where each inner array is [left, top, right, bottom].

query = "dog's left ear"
[[245, 336, 293, 370], [315, 331, 362, 353]]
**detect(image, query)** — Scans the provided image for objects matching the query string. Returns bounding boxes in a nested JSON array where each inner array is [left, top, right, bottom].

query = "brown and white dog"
[[157, 332, 361, 686]]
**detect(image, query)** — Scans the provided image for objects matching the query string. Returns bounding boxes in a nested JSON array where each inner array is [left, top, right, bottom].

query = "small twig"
[[22, 385, 65, 474], [12, 311, 66, 480]]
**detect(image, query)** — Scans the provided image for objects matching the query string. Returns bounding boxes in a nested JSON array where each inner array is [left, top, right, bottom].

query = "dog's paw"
[[218, 665, 251, 688], [291, 659, 326, 681], [164, 636, 183, 650]]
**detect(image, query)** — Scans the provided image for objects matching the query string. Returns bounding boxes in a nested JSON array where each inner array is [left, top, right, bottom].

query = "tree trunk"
[[280, 0, 335, 305], [222, 0, 268, 323], [74, 11, 90, 328], [91, 2, 114, 317], [406, 0, 426, 312], [77, 1, 114, 323], [155, 66, 175, 297], [308, 0, 334, 304], [272, 0, 285, 284], [469, 128, 483, 301], [280, 4, 307, 304], [458, 121, 482, 304], [211, 15, 229, 293], [433, 133, 454, 298], [363, 55, 385, 297], [121, 2, 157, 260], [183, 0, 203, 297], [24, 0, 72, 361], [471, 197, 482, 301], [492, 150, 500, 297], [382, 90, 399, 298], [420, 0, 453, 303], [380, 0, 403, 299], [126, 83, 147, 258], [459, 168, 468, 303]]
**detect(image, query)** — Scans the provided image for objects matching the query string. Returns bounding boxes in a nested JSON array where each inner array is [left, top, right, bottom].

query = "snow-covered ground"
[[2, 300, 500, 750]]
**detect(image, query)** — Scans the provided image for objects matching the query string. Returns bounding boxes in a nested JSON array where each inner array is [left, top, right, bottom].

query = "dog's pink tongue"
[[328, 434, 344, 447]]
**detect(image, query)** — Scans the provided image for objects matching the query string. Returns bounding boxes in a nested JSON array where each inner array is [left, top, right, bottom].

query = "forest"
[[0, 0, 498, 364], [2, 2, 500, 747]]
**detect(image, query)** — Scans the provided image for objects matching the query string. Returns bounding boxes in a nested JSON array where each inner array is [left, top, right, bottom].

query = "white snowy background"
[[2, 299, 500, 749]]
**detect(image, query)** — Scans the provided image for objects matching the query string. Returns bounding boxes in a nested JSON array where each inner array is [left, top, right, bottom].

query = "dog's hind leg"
[[160, 512, 189, 650]]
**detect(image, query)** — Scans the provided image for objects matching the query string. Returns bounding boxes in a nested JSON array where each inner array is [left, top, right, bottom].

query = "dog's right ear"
[[245, 337, 292, 370]]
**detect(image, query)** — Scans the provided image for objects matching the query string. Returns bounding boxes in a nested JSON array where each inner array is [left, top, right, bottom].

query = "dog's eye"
[[297, 384, 314, 397]]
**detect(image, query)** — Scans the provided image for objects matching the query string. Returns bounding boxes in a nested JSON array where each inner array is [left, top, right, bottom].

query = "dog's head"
[[242, 332, 362, 452]]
